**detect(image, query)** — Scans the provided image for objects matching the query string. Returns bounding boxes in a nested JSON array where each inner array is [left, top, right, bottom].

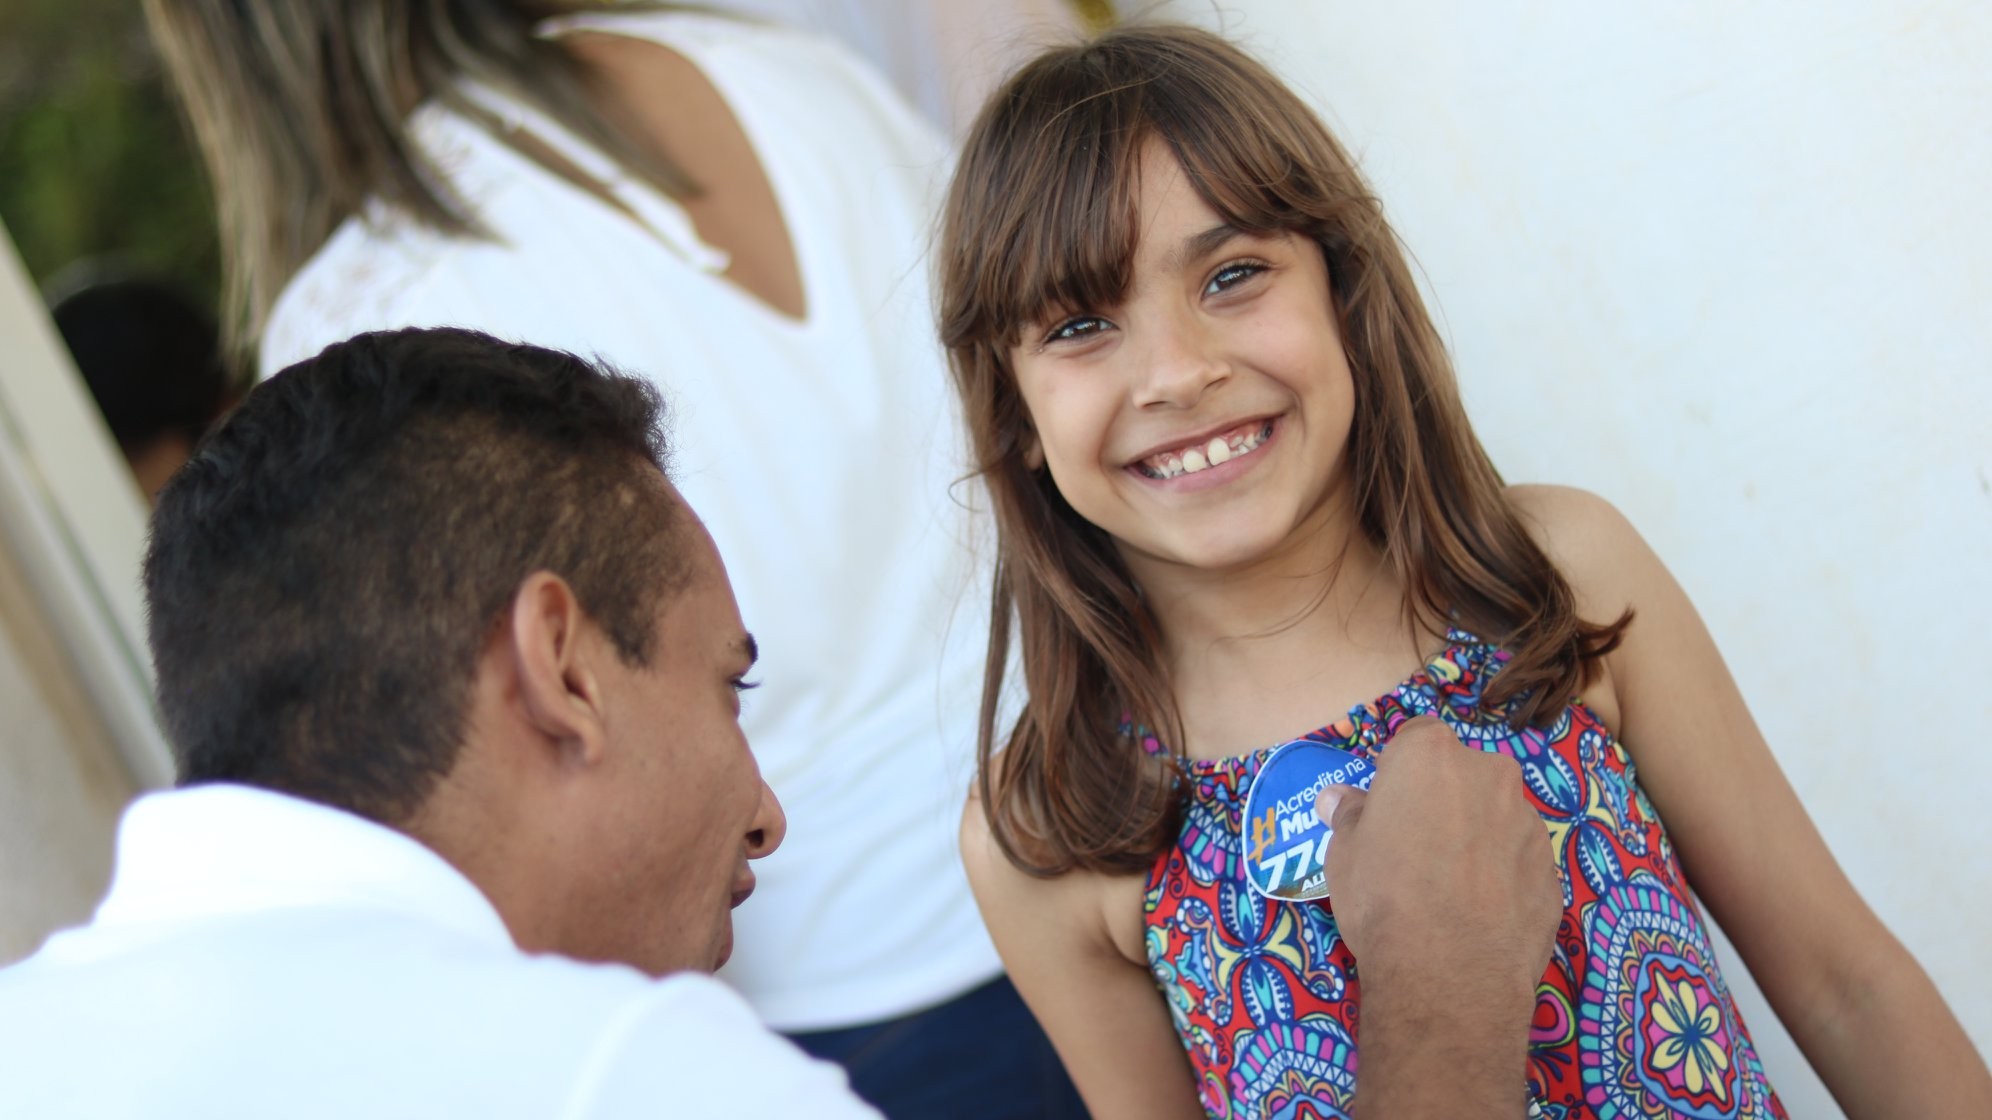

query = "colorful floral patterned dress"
[[1142, 630, 1787, 1119]]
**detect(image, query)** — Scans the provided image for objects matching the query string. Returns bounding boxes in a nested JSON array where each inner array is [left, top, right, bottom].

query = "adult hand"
[[1315, 716, 1560, 1118]]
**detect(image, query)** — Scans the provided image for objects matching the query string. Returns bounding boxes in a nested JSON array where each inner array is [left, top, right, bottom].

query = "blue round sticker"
[[1241, 739, 1377, 901]]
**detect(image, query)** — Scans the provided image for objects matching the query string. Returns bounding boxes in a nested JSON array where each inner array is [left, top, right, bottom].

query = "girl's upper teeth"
[[1143, 423, 1267, 479]]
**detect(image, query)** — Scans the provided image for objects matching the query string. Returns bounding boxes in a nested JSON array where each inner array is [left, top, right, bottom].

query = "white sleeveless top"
[[261, 10, 996, 1030]]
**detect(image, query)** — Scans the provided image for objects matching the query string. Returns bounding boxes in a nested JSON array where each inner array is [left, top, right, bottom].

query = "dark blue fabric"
[[786, 975, 1089, 1119]]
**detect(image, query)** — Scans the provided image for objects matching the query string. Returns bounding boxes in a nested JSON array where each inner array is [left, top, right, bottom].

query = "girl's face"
[[1009, 143, 1358, 577]]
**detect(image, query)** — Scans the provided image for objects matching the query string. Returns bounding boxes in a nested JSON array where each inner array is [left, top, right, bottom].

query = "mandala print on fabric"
[[1176, 782, 1246, 887], [1230, 1017, 1357, 1120], [1141, 631, 1788, 1120], [1580, 882, 1779, 1119]]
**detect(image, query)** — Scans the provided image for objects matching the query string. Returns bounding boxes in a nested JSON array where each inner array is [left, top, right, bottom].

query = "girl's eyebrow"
[[1167, 223, 1245, 272]]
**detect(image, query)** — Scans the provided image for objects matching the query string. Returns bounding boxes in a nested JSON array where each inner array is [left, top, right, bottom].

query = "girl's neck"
[[1125, 502, 1433, 760]]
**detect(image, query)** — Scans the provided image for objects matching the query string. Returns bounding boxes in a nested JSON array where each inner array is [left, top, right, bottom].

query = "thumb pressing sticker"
[[1241, 739, 1377, 901]]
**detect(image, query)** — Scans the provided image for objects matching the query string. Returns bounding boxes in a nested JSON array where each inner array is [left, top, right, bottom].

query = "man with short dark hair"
[[0, 327, 875, 1116]]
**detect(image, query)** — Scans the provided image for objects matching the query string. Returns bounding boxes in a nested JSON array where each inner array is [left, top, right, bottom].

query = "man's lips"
[[730, 876, 756, 909]]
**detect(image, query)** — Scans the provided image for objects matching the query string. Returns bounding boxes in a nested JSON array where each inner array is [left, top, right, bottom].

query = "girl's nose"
[[1131, 311, 1229, 409]]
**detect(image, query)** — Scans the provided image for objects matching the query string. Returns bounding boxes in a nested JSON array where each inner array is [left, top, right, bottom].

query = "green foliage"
[[0, 0, 218, 308]]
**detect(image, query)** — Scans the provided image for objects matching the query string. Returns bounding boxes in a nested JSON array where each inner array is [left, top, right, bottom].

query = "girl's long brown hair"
[[938, 25, 1629, 877]]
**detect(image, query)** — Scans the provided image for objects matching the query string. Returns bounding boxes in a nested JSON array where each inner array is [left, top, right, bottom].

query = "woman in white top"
[[142, 2, 1081, 1114]]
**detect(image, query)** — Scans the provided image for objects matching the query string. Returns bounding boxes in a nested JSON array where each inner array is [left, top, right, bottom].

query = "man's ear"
[[506, 572, 609, 768]]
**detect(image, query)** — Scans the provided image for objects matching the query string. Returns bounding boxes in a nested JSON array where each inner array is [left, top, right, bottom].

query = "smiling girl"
[[937, 23, 1991, 1120]]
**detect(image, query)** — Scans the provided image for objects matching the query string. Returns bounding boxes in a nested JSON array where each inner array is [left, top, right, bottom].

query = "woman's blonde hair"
[[143, 0, 694, 359], [938, 24, 1628, 876]]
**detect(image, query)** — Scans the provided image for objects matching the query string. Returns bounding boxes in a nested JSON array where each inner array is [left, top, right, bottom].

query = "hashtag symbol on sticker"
[[1248, 809, 1276, 863]]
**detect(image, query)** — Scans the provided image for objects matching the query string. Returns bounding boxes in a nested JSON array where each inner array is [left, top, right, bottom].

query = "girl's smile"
[[1129, 415, 1275, 478]]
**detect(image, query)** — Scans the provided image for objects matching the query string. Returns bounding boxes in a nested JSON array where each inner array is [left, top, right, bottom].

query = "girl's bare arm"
[[1516, 484, 1992, 1119], [959, 797, 1206, 1119]]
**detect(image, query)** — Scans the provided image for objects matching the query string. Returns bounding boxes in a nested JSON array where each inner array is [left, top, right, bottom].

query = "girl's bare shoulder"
[[1503, 484, 1666, 728], [960, 794, 1152, 967], [1508, 484, 1642, 578], [1504, 484, 1664, 617]]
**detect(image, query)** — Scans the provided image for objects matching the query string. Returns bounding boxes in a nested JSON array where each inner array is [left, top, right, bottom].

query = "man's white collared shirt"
[[0, 784, 876, 1118]]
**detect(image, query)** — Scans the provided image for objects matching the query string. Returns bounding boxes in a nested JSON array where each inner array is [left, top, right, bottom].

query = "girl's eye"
[[731, 677, 761, 695], [1206, 261, 1267, 295], [1043, 315, 1110, 345]]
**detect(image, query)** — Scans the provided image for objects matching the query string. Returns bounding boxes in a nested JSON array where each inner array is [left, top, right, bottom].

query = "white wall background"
[[1151, 1, 1991, 1114]]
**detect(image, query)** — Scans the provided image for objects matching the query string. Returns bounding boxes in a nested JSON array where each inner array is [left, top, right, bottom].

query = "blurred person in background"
[[140, 1, 1078, 1114], [48, 273, 233, 501], [704, 0, 1104, 133]]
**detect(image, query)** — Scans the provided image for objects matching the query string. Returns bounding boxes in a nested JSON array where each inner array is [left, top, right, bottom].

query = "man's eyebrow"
[[736, 633, 759, 668], [1167, 223, 1245, 273]]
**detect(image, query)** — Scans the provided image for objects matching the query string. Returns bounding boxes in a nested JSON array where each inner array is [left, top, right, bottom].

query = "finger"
[[1390, 715, 1467, 753], [1315, 783, 1343, 825], [1321, 784, 1366, 833], [1319, 787, 1364, 897]]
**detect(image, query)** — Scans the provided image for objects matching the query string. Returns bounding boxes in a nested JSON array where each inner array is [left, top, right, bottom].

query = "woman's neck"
[[1124, 502, 1432, 759]]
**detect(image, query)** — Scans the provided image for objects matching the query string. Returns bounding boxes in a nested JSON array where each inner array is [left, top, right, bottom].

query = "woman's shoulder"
[[543, 6, 805, 49], [546, 6, 908, 101]]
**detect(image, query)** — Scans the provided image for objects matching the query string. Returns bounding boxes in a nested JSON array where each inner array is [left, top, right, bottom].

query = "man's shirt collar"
[[82, 783, 514, 953]]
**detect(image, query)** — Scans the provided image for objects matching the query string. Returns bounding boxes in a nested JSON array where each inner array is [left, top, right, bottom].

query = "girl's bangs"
[[982, 103, 1151, 349], [962, 78, 1320, 353]]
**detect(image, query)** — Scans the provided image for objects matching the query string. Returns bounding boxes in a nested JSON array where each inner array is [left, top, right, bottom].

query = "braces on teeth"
[[1141, 422, 1272, 480]]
